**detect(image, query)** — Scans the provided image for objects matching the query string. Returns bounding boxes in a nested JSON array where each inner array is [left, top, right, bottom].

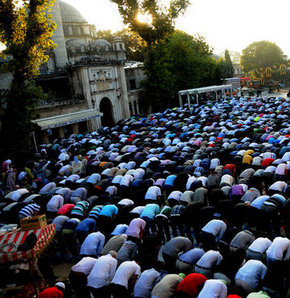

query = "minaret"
[[50, 0, 68, 68]]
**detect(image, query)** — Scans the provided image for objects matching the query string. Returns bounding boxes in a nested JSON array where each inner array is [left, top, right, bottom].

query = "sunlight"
[[136, 12, 152, 25]]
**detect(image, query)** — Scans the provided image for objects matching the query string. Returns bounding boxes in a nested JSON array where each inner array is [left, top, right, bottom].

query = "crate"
[[20, 214, 47, 231]]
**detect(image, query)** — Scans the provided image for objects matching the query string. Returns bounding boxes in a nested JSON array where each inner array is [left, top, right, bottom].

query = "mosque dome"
[[113, 37, 123, 42], [91, 39, 111, 47], [59, 0, 87, 23]]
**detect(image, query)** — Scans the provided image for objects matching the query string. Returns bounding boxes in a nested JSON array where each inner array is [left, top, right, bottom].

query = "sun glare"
[[136, 12, 152, 25]]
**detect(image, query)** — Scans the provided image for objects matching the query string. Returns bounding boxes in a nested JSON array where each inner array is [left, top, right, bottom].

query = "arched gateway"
[[99, 97, 114, 127]]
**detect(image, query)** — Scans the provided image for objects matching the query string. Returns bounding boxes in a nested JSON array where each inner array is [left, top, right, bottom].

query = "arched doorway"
[[99, 97, 114, 127]]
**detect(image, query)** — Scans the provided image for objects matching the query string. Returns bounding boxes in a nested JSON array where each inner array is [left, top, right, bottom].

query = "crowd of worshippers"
[[1, 95, 290, 298]]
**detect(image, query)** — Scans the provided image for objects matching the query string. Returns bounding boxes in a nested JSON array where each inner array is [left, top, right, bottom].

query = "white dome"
[[60, 1, 87, 23]]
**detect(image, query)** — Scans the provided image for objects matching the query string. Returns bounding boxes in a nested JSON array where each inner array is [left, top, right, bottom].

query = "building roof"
[[60, 0, 87, 23]]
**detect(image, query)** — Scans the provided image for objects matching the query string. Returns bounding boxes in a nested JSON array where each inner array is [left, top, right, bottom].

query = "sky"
[[68, 0, 290, 58]]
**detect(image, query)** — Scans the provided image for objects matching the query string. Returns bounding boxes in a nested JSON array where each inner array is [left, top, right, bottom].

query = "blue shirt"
[[99, 205, 118, 218], [164, 175, 176, 186], [179, 248, 205, 265], [140, 204, 160, 220], [76, 218, 96, 233], [251, 195, 270, 210]]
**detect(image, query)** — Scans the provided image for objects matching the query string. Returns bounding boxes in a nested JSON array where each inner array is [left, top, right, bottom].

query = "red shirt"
[[223, 164, 236, 174], [176, 273, 207, 297], [38, 286, 63, 298], [261, 158, 274, 167], [57, 204, 75, 215]]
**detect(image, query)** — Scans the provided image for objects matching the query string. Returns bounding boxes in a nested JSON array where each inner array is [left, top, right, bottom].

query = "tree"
[[141, 31, 220, 110], [218, 49, 234, 79], [97, 28, 145, 61], [241, 41, 285, 77], [224, 49, 233, 77], [110, 0, 190, 47], [0, 0, 56, 154]]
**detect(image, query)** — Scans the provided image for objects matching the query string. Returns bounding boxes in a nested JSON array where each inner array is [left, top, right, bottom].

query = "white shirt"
[[130, 206, 145, 215], [71, 257, 97, 275], [46, 195, 64, 212], [186, 176, 196, 190], [264, 166, 276, 174], [120, 175, 134, 186], [39, 182, 56, 195], [220, 175, 234, 186], [134, 268, 161, 298], [247, 237, 272, 254], [87, 254, 117, 289], [197, 279, 227, 298], [66, 174, 80, 182], [11, 189, 29, 201], [196, 250, 223, 268], [105, 186, 118, 195], [202, 220, 227, 241], [118, 199, 134, 206], [168, 191, 183, 201], [133, 168, 145, 179], [198, 176, 208, 187], [275, 163, 288, 175], [266, 237, 290, 260], [111, 261, 141, 289], [269, 181, 287, 192], [80, 232, 105, 256], [260, 152, 276, 160], [282, 152, 290, 162], [126, 218, 146, 238], [145, 186, 161, 200], [87, 173, 101, 184], [235, 260, 267, 289], [112, 175, 123, 185]]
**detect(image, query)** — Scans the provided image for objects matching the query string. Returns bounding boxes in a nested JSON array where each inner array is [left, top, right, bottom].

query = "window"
[[70, 46, 76, 53], [68, 26, 73, 35], [129, 79, 136, 90], [105, 45, 110, 51], [80, 45, 86, 52], [119, 43, 123, 50], [95, 45, 101, 52], [77, 27, 82, 35], [114, 44, 117, 50]]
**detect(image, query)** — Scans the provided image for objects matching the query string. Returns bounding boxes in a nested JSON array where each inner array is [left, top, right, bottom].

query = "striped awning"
[[34, 109, 102, 130], [0, 224, 56, 263]]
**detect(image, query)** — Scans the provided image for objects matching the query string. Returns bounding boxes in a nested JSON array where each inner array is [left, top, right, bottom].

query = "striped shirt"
[[71, 201, 89, 217], [19, 203, 40, 218], [169, 205, 185, 217], [89, 205, 103, 220]]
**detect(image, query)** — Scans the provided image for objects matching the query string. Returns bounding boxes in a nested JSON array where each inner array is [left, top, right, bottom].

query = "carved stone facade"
[[32, 0, 143, 141]]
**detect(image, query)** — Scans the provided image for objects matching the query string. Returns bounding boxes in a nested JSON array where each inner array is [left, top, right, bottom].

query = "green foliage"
[[218, 49, 234, 79], [0, 0, 56, 88], [241, 41, 285, 76], [1, 81, 46, 152], [140, 31, 221, 111], [97, 28, 145, 61], [110, 0, 190, 47], [0, 0, 56, 153]]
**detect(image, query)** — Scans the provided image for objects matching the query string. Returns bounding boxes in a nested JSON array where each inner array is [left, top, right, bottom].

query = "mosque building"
[[0, 0, 144, 142]]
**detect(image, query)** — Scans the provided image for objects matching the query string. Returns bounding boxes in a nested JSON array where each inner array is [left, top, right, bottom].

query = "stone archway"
[[99, 97, 114, 127]]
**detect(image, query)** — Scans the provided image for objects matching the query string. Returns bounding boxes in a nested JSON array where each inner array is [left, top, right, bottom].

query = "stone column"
[[72, 123, 79, 134], [42, 131, 50, 144], [58, 127, 65, 138]]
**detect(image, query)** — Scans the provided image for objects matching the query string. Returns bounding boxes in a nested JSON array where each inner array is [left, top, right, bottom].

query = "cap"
[[178, 273, 186, 279], [220, 279, 227, 285], [55, 282, 65, 289], [109, 250, 117, 258]]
